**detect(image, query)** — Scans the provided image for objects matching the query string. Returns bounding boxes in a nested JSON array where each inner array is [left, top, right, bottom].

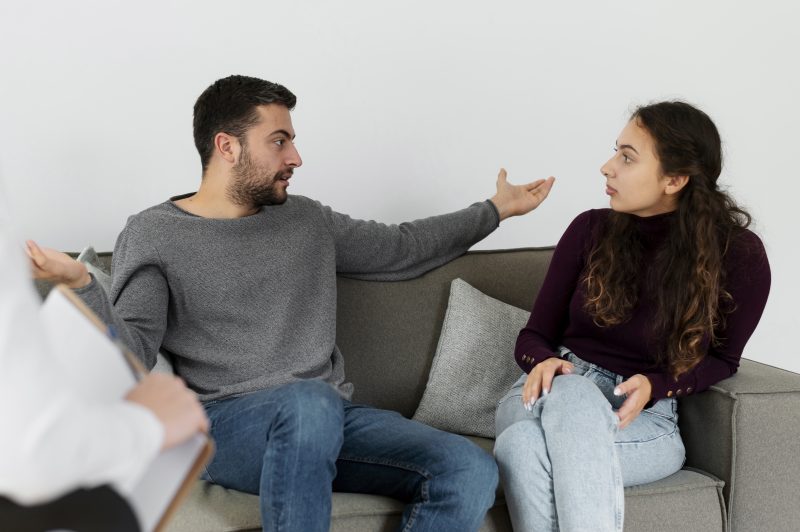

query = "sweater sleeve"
[[515, 210, 595, 373], [643, 230, 771, 400], [73, 217, 169, 370], [0, 221, 163, 505], [317, 200, 500, 281]]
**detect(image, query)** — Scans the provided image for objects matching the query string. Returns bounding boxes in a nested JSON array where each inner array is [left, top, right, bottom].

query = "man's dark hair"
[[193, 75, 297, 172]]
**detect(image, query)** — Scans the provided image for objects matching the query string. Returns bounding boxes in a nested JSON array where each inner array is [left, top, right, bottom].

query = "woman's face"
[[600, 120, 678, 217]]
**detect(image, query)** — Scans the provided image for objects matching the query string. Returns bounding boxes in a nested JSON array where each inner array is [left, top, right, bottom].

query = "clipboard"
[[40, 284, 214, 532]]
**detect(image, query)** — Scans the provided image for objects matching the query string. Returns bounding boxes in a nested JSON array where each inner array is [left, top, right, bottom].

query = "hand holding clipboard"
[[40, 285, 214, 532]]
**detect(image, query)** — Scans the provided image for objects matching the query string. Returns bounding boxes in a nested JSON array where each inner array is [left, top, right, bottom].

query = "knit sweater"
[[76, 194, 499, 402], [515, 209, 771, 400]]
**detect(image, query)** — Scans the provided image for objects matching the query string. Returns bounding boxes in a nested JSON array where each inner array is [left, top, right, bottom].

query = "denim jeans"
[[203, 379, 498, 532], [494, 349, 685, 532]]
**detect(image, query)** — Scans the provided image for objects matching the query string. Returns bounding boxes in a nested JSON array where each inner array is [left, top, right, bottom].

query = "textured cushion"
[[412, 279, 528, 438], [77, 246, 112, 291]]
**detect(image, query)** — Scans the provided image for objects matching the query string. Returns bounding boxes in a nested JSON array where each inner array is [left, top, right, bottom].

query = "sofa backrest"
[[337, 248, 554, 417], [34, 248, 555, 418]]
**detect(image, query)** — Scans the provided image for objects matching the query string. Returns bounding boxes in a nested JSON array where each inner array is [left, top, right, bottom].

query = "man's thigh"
[[333, 402, 484, 501], [204, 380, 345, 493]]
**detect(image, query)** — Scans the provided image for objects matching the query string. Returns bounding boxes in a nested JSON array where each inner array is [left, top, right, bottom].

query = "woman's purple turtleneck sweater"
[[515, 209, 771, 400]]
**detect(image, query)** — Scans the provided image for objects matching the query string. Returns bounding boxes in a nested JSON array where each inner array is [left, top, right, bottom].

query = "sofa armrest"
[[678, 358, 800, 532]]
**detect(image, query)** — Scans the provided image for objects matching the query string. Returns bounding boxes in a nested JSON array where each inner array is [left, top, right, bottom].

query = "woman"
[[494, 101, 771, 531]]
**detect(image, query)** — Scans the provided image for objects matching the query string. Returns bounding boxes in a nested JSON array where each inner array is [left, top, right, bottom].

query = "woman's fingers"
[[521, 358, 574, 411]]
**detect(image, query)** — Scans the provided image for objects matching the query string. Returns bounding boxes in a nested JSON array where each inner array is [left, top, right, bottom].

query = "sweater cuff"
[[484, 199, 501, 228], [516, 347, 560, 373], [644, 371, 698, 401], [71, 272, 100, 295]]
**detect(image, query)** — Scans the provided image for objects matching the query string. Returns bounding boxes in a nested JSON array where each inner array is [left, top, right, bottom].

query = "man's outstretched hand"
[[26, 240, 92, 289], [490, 168, 555, 221]]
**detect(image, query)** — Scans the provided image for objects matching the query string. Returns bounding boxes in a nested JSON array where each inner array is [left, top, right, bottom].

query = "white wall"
[[1, 1, 797, 372]]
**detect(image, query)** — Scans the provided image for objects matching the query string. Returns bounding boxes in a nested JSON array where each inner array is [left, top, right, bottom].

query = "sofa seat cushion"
[[167, 434, 725, 532]]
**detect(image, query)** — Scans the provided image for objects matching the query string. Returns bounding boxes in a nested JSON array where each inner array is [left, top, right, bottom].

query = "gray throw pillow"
[[76, 246, 111, 292], [412, 278, 529, 438], [76, 246, 175, 375]]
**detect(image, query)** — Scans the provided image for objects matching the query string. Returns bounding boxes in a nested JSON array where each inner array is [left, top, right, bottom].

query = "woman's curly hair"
[[583, 101, 751, 378]]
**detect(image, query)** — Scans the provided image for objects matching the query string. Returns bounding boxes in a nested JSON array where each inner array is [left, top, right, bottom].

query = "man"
[[29, 75, 555, 531], [0, 186, 208, 531]]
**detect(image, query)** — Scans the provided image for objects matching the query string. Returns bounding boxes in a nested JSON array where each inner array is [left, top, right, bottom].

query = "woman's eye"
[[622, 154, 631, 163]]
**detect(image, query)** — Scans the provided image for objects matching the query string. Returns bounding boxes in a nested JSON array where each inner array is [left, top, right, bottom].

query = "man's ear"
[[214, 132, 240, 165], [664, 175, 690, 196]]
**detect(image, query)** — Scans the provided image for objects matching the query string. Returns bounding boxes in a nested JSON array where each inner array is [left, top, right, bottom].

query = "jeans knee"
[[494, 421, 549, 476], [430, 435, 498, 505], [542, 375, 616, 432], [277, 380, 344, 457], [452, 443, 498, 511]]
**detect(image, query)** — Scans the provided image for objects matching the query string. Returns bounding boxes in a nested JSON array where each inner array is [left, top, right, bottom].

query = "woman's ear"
[[664, 175, 690, 196]]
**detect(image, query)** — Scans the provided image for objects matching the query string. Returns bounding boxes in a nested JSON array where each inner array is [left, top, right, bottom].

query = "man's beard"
[[227, 147, 290, 208]]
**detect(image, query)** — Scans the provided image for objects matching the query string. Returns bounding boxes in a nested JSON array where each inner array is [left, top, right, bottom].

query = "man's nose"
[[288, 144, 303, 168]]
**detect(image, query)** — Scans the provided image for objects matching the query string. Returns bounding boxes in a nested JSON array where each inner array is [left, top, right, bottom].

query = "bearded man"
[[29, 75, 555, 532]]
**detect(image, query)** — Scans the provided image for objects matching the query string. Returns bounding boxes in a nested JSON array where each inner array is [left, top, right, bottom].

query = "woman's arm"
[[515, 210, 598, 372], [643, 230, 771, 400]]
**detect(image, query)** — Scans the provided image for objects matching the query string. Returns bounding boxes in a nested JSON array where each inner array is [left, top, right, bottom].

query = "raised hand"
[[490, 168, 555, 221], [26, 240, 92, 289]]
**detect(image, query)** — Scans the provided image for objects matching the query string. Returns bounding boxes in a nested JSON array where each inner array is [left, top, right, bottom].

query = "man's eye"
[[274, 139, 285, 147]]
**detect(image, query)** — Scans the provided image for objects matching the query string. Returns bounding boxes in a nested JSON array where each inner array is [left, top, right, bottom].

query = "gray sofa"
[[41, 248, 800, 532]]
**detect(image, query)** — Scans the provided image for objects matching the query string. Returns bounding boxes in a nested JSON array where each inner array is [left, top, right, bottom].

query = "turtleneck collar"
[[630, 209, 677, 242]]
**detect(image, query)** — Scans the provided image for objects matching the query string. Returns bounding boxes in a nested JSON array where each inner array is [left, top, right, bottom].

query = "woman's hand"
[[522, 356, 574, 411], [26, 240, 92, 289], [613, 374, 653, 429]]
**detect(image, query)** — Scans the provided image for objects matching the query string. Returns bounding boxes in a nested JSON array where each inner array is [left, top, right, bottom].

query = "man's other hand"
[[490, 168, 555, 221], [26, 240, 92, 289]]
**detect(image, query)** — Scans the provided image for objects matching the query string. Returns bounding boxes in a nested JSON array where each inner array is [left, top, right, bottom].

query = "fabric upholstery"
[[680, 359, 800, 532], [336, 248, 553, 417], [31, 247, 800, 532]]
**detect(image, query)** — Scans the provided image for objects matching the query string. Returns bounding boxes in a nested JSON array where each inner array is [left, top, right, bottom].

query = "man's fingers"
[[26, 240, 47, 268], [534, 176, 556, 197], [523, 178, 546, 190], [525, 176, 554, 192], [496, 168, 508, 184]]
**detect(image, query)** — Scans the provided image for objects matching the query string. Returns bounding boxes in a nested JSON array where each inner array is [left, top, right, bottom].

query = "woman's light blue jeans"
[[494, 349, 685, 532]]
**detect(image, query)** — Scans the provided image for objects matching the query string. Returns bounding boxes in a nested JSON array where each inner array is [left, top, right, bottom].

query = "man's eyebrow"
[[269, 129, 296, 140], [615, 141, 639, 155]]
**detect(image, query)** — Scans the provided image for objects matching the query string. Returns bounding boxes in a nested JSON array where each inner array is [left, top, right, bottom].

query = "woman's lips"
[[606, 184, 617, 195]]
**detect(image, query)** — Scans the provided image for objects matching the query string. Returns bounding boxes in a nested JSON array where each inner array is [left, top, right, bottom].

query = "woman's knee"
[[540, 375, 618, 438], [494, 421, 550, 477]]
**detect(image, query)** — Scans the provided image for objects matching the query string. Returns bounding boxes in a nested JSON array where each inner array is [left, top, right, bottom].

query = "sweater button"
[[676, 389, 684, 396], [667, 390, 674, 398], [687, 387, 693, 394]]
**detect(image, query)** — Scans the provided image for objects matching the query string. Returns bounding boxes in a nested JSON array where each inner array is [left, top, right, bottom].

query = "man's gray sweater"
[[77, 194, 499, 402]]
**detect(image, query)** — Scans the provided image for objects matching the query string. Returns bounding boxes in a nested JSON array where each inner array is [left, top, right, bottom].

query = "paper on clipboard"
[[39, 285, 213, 532]]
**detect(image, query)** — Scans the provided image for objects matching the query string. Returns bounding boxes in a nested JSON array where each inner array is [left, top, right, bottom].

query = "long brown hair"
[[583, 101, 751, 378]]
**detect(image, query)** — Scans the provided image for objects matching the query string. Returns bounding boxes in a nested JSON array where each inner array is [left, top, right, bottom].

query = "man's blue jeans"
[[202, 380, 498, 532]]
